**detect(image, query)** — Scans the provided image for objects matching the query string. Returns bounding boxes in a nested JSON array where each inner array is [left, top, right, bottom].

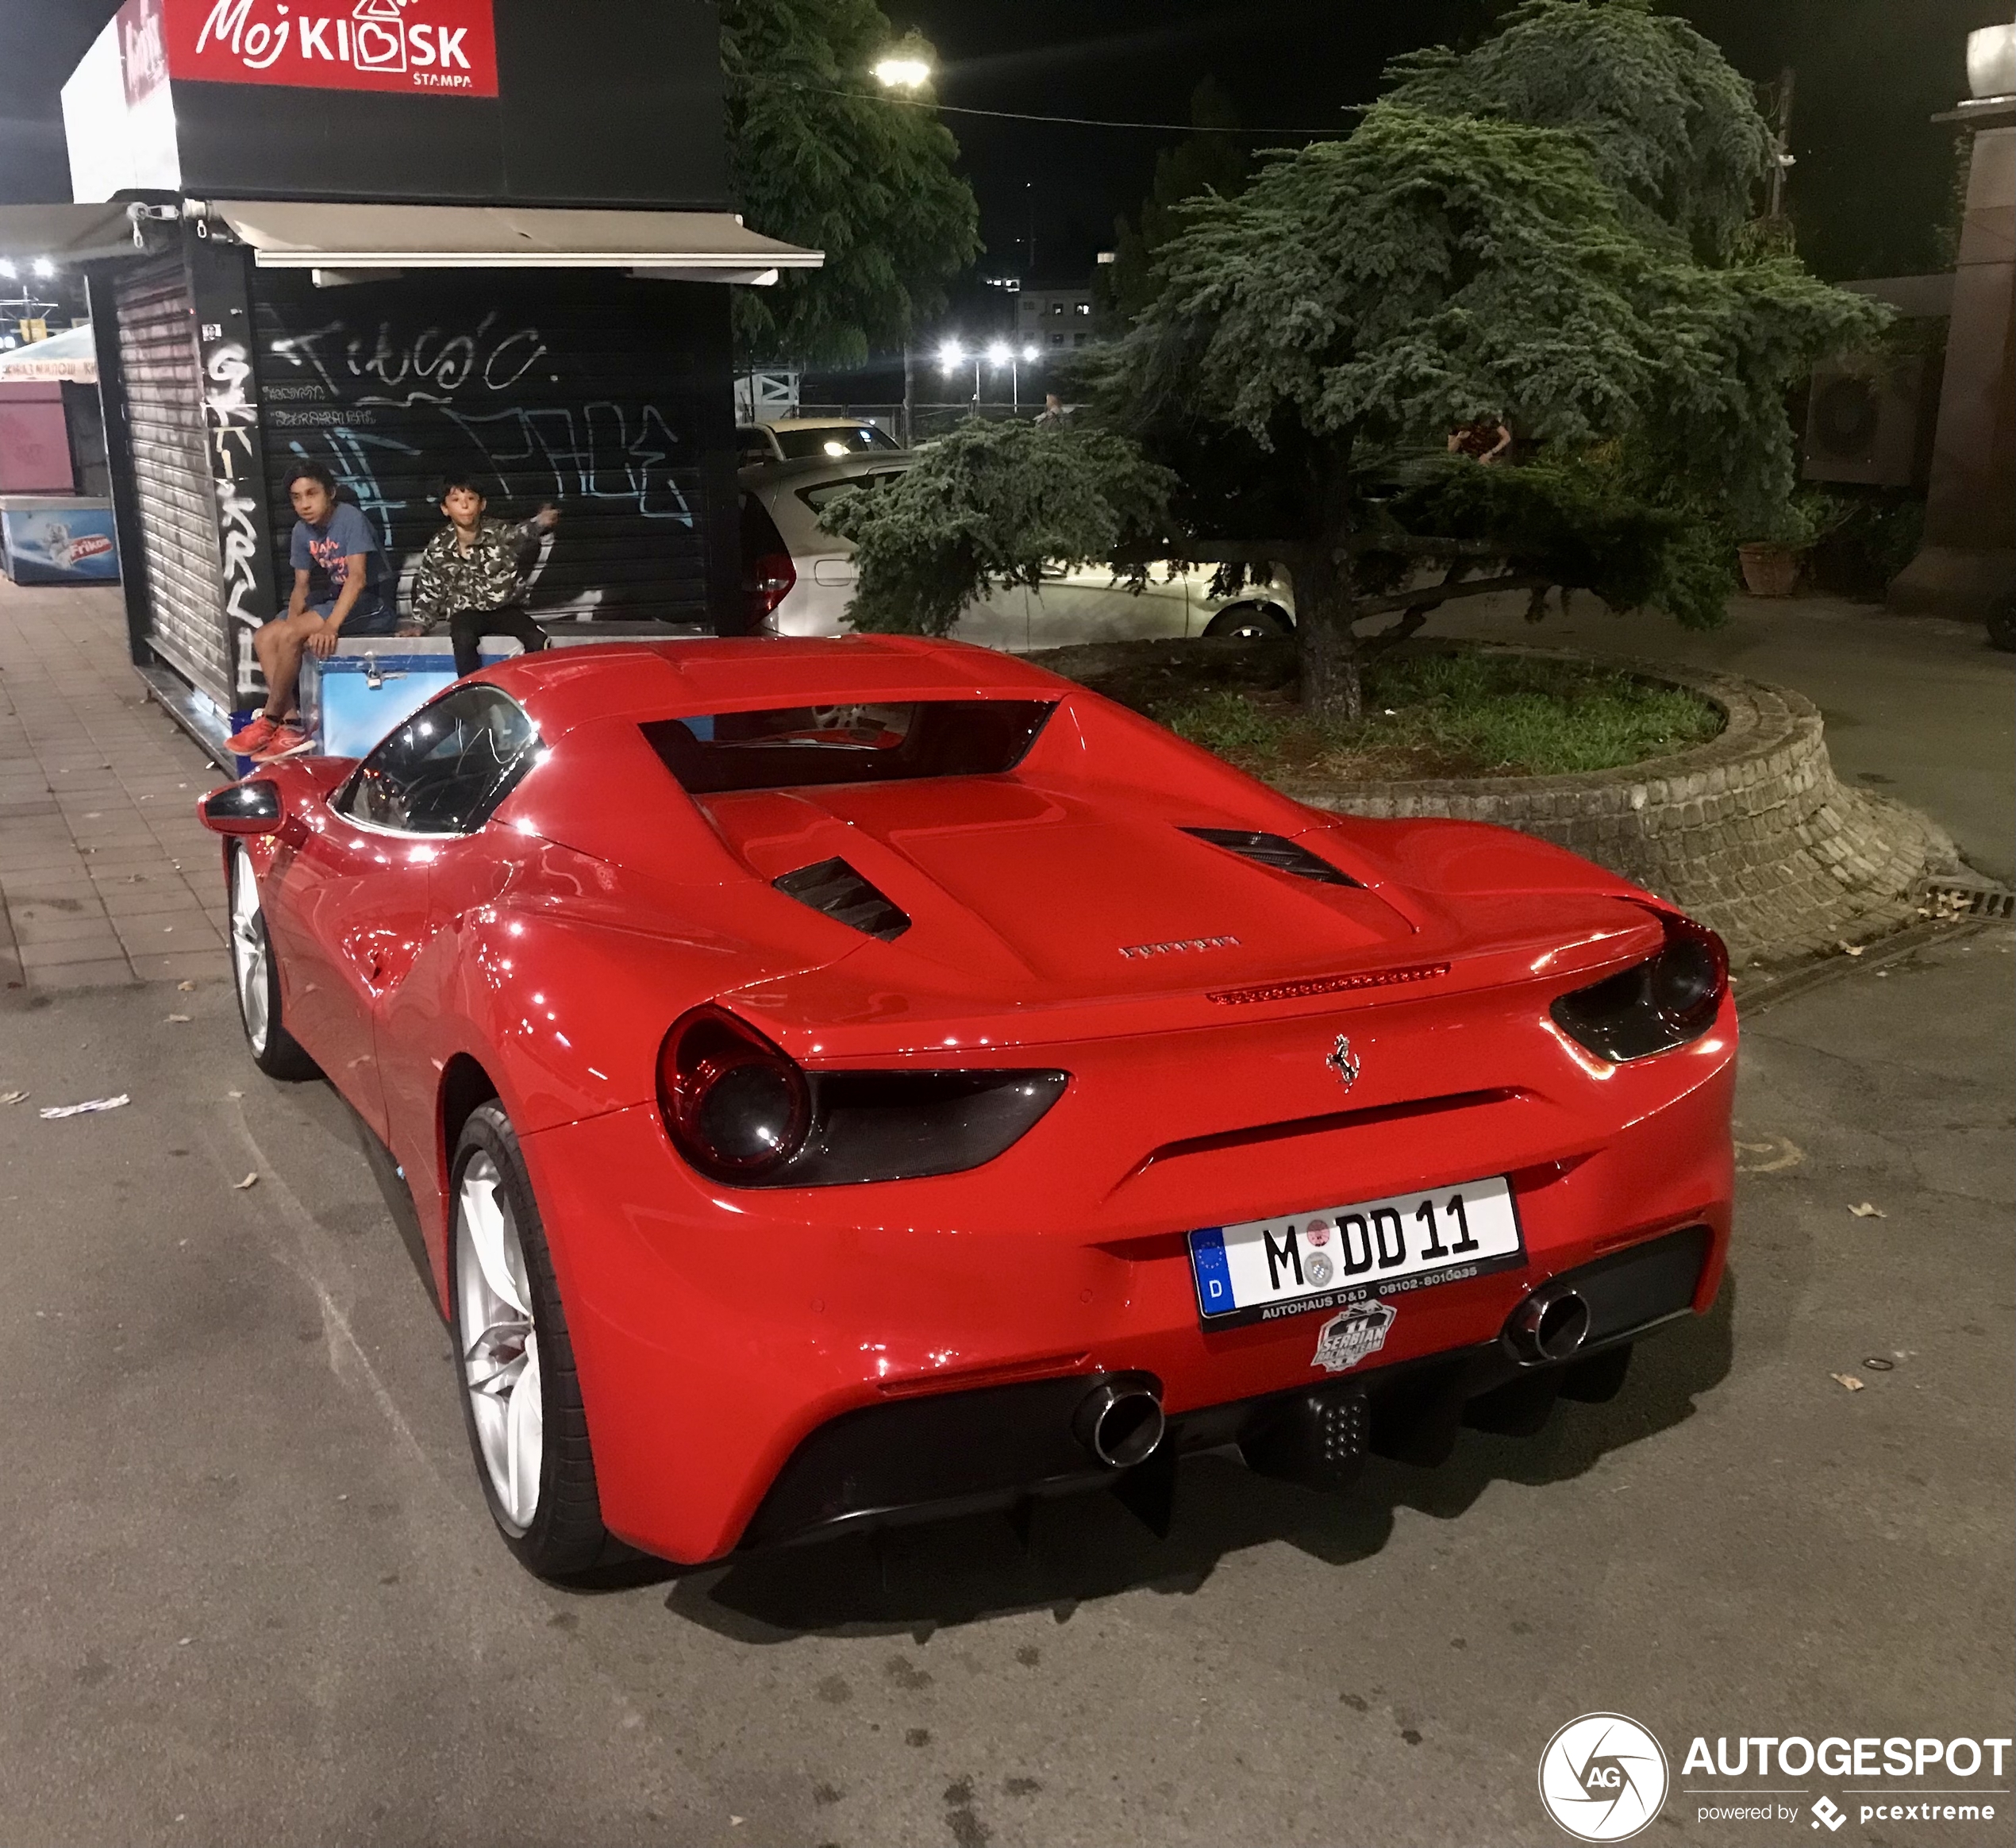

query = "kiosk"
[[0, 0, 820, 760]]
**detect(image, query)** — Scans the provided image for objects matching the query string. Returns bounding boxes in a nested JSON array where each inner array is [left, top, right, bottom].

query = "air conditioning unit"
[[1802, 352, 1936, 488]]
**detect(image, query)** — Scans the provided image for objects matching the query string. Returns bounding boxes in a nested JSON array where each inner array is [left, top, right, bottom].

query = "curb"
[[1271, 650, 1963, 965]]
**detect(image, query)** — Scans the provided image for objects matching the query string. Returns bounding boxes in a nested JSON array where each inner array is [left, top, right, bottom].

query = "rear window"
[[642, 700, 1055, 794], [798, 469, 908, 514], [772, 425, 900, 460]]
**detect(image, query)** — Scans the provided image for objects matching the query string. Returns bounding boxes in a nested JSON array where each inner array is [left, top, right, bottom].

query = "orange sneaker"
[[250, 723, 313, 762], [226, 713, 281, 755]]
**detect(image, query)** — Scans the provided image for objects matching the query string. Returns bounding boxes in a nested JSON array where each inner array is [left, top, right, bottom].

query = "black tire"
[[1203, 599, 1295, 640], [1986, 590, 2016, 653], [228, 844, 319, 1080], [448, 1100, 614, 1580]]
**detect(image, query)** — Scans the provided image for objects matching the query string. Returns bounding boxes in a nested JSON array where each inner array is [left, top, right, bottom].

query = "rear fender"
[[395, 889, 857, 1295]]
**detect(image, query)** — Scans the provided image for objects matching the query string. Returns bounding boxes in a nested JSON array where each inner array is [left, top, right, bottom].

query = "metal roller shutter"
[[252, 270, 733, 631], [115, 264, 234, 708]]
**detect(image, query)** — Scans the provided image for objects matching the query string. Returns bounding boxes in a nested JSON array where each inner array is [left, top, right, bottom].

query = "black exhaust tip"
[[1073, 1379, 1166, 1469], [1502, 1288, 1591, 1365]]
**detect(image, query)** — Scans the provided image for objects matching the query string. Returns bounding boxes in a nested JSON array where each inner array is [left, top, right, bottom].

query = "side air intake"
[[772, 857, 911, 941], [1181, 828, 1361, 887]]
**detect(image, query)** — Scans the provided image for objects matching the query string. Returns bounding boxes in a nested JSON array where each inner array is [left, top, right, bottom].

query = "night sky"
[[5, 2, 2005, 291]]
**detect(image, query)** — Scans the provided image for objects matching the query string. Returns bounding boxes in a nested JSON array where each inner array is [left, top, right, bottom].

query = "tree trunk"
[[1295, 528, 1361, 723]]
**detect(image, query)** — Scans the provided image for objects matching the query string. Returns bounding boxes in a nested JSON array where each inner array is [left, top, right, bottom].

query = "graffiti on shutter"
[[200, 325, 267, 698], [253, 271, 723, 629]]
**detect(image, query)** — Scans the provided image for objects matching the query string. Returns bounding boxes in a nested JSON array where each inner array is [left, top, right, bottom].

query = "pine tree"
[[833, 0, 1884, 719]]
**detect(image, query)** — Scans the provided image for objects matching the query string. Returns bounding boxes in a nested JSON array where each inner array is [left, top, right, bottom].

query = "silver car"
[[734, 418, 906, 468], [738, 453, 1295, 648]]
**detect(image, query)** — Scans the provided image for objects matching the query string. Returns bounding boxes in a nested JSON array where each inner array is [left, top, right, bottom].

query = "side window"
[[337, 686, 541, 836]]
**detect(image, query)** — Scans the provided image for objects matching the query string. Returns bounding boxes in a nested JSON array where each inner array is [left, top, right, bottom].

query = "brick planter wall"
[[1272, 656, 1960, 964]]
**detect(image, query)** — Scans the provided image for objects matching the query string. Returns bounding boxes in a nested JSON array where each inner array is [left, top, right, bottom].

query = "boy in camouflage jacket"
[[410, 475, 560, 676]]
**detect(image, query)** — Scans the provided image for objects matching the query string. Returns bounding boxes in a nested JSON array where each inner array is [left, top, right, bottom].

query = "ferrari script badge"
[[1312, 1300, 1396, 1373], [1326, 1034, 1360, 1089]]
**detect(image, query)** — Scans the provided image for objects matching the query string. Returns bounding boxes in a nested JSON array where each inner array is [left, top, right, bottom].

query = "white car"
[[738, 454, 1295, 648], [735, 418, 905, 468]]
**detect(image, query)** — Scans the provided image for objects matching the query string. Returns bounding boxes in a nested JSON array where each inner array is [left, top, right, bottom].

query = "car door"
[[356, 687, 544, 1165], [269, 787, 436, 1136], [291, 686, 541, 1142]]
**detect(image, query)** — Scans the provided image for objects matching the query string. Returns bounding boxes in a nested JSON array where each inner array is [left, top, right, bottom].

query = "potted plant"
[[1737, 492, 1838, 598]]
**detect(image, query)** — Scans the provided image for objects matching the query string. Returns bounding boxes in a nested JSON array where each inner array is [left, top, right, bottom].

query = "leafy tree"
[[1101, 78, 1253, 323], [721, 0, 981, 367], [833, 0, 1883, 720], [820, 419, 1175, 634]]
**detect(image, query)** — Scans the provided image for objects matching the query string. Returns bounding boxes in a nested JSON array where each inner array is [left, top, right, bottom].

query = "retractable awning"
[[205, 201, 822, 285], [0, 203, 138, 264]]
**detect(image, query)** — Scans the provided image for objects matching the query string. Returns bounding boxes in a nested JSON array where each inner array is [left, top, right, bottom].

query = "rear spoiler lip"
[[720, 907, 1666, 1066]]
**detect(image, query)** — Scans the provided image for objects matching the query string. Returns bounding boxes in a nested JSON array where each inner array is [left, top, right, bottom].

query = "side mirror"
[[200, 780, 283, 837]]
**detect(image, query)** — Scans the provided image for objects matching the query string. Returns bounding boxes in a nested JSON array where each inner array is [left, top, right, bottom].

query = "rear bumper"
[[741, 1225, 1710, 1550], [520, 1029, 1731, 1564]]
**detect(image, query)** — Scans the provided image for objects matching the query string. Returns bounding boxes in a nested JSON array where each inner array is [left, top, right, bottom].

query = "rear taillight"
[[744, 550, 797, 628], [1550, 913, 1729, 1063], [658, 1007, 811, 1183], [656, 1009, 1069, 1189]]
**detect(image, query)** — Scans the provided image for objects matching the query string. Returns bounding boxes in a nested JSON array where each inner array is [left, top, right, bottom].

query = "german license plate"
[[1188, 1175, 1525, 1328]]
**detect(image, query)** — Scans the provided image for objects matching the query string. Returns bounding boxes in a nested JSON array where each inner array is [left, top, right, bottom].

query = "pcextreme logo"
[[162, 0, 499, 96], [1539, 1714, 1671, 1842]]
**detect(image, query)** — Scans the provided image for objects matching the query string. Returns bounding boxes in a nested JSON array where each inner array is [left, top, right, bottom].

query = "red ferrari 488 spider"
[[198, 637, 1734, 1579]]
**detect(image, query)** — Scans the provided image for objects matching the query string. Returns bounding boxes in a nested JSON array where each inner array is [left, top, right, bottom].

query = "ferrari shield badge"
[[1312, 1299, 1396, 1373], [1326, 1034, 1360, 1089]]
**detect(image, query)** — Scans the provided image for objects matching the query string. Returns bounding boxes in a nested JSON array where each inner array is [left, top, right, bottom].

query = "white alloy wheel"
[[456, 1150, 544, 1533], [230, 845, 271, 1055]]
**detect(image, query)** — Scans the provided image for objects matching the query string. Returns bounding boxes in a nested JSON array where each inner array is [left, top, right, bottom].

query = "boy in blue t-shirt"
[[226, 461, 395, 760]]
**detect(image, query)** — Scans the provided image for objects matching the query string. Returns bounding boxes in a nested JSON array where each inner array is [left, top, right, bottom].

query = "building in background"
[[1017, 282, 1098, 352]]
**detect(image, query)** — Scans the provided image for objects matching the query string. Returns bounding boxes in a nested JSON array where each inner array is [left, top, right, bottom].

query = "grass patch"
[[1054, 641, 1722, 780]]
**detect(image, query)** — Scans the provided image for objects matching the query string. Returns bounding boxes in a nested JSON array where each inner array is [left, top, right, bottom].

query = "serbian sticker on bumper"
[[1187, 1174, 1524, 1330]]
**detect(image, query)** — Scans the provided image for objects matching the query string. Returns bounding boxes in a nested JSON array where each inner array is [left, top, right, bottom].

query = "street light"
[[938, 337, 980, 402], [987, 341, 1041, 414], [873, 56, 931, 89], [30, 257, 55, 278]]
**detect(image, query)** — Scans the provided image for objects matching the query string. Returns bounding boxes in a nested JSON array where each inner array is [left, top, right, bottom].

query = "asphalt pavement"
[[2, 920, 2010, 1847]]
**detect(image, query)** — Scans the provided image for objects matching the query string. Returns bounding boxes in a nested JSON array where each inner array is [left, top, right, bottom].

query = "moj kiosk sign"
[[169, 0, 499, 96]]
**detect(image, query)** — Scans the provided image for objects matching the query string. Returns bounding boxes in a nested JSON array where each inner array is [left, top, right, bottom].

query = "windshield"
[[642, 700, 1055, 794], [772, 425, 901, 460]]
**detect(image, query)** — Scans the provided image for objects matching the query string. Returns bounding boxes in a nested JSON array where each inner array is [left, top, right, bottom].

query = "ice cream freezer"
[[295, 626, 709, 764], [0, 495, 120, 585], [298, 637, 503, 762]]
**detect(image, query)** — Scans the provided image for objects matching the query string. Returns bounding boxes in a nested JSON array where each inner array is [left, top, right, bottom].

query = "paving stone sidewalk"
[[0, 579, 229, 994]]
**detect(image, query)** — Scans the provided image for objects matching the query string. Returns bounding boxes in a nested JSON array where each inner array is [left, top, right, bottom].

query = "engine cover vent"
[[1182, 828, 1362, 887], [772, 857, 912, 941]]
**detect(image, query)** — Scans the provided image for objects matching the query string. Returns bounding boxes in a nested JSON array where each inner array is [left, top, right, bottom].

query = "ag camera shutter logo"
[[1539, 1713, 1669, 1841]]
